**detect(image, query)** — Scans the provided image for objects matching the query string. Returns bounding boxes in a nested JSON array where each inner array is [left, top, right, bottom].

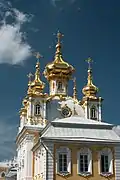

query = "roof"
[[52, 116, 113, 127], [41, 116, 120, 143]]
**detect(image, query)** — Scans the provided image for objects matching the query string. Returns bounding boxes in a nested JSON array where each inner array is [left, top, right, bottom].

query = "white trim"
[[56, 147, 71, 176], [98, 148, 113, 177], [77, 147, 92, 177]]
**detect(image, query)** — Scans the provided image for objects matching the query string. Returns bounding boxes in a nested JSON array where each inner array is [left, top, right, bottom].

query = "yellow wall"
[[54, 144, 115, 180]]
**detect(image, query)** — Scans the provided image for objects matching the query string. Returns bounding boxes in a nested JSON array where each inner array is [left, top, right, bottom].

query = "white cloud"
[[0, 0, 32, 65]]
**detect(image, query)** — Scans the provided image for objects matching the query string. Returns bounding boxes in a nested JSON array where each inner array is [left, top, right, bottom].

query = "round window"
[[61, 106, 72, 118]]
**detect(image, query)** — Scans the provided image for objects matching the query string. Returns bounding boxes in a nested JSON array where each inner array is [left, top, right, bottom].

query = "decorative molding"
[[100, 172, 112, 178]]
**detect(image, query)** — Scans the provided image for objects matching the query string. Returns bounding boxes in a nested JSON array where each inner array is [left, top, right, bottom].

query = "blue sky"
[[0, 0, 120, 160]]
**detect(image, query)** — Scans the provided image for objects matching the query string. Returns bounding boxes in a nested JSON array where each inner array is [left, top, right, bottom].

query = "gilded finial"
[[85, 57, 93, 70], [33, 52, 43, 83], [57, 30, 64, 44], [73, 77, 77, 100], [55, 31, 64, 55], [85, 57, 93, 86], [33, 52, 43, 61]]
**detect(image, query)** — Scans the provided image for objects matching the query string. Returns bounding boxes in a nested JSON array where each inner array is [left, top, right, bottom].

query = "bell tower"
[[16, 53, 48, 180], [80, 57, 103, 121], [44, 31, 75, 98]]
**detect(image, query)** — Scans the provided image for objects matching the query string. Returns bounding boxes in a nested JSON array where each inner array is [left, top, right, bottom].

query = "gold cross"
[[33, 52, 43, 60], [57, 30, 64, 43], [85, 57, 93, 69]]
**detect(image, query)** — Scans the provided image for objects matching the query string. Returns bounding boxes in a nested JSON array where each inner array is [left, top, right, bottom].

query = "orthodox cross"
[[57, 30, 64, 43], [86, 57, 93, 70], [33, 52, 43, 61]]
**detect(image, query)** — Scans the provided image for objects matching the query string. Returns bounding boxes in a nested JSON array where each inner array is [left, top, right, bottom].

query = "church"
[[15, 31, 120, 180]]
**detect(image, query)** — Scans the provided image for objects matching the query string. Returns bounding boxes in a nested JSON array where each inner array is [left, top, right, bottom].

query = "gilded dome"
[[27, 56, 46, 97], [44, 32, 75, 81], [82, 69, 98, 99]]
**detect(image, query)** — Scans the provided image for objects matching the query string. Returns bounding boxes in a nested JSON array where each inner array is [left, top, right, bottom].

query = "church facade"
[[16, 32, 120, 180]]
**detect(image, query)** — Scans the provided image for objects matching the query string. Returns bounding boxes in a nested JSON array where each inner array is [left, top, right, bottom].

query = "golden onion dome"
[[44, 31, 75, 81], [27, 53, 46, 96], [30, 61, 45, 90], [82, 58, 98, 99]]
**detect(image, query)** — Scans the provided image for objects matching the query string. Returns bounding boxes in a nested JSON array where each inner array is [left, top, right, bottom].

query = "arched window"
[[57, 82, 63, 91], [35, 103, 41, 115], [90, 106, 96, 119]]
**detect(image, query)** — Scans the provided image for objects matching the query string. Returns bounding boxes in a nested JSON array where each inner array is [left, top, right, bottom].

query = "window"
[[56, 147, 71, 176], [99, 148, 113, 177], [79, 154, 88, 172], [57, 82, 63, 91], [77, 148, 92, 177], [90, 106, 96, 119], [21, 159, 24, 168], [35, 103, 41, 115], [1, 172, 5, 178], [59, 153, 67, 172], [101, 155, 109, 173]]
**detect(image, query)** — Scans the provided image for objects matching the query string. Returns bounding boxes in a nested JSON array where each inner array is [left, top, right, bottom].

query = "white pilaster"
[[24, 134, 34, 180], [114, 146, 120, 180], [45, 142, 54, 180]]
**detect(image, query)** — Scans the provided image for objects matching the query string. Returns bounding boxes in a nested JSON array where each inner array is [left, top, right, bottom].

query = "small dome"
[[27, 60, 46, 96], [82, 69, 98, 99]]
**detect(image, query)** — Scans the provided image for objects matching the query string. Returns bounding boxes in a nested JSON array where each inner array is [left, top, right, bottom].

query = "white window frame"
[[98, 148, 113, 177], [56, 147, 71, 176], [77, 148, 92, 177]]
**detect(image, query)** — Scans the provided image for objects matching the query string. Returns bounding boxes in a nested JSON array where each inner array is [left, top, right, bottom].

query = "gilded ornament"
[[61, 104, 72, 118], [73, 77, 78, 101]]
